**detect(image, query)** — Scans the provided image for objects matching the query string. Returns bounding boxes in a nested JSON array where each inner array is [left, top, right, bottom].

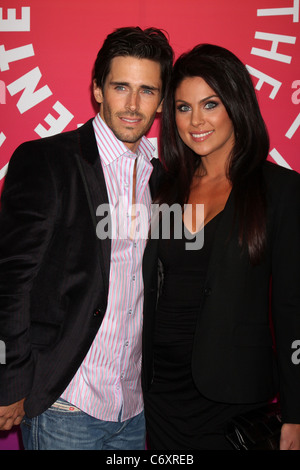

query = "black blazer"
[[142, 161, 300, 423], [0, 119, 161, 418]]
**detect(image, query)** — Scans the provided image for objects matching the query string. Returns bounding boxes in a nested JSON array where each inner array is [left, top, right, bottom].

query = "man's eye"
[[115, 85, 126, 91]]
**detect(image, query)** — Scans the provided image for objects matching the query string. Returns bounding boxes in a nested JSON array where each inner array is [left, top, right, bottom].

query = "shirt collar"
[[93, 113, 155, 166]]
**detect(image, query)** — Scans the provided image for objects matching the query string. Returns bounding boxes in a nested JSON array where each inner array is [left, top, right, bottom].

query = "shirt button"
[[93, 307, 103, 317], [204, 287, 212, 296]]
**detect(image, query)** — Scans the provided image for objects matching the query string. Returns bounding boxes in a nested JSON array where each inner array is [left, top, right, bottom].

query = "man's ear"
[[156, 98, 164, 114], [93, 79, 104, 104]]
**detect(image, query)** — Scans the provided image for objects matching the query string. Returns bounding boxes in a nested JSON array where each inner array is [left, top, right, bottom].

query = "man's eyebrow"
[[109, 81, 129, 87], [140, 85, 160, 91], [109, 81, 160, 91]]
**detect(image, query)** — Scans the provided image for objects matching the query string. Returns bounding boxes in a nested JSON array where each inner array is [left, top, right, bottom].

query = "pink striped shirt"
[[61, 114, 154, 421]]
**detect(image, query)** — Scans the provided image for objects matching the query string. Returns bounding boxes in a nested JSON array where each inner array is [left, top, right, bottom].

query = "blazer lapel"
[[75, 119, 111, 296], [149, 157, 163, 200]]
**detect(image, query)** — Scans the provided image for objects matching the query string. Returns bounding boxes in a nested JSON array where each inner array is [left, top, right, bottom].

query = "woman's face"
[[175, 76, 235, 163]]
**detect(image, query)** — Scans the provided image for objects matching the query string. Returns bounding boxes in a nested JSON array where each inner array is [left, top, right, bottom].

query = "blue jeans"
[[20, 398, 146, 450]]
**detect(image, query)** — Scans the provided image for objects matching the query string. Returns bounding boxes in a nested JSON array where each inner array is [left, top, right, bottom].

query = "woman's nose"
[[191, 110, 205, 127]]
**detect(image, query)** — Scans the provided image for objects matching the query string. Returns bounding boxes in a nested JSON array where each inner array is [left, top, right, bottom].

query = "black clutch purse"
[[225, 403, 282, 450]]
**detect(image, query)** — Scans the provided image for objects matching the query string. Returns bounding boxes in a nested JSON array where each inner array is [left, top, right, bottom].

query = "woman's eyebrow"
[[176, 94, 218, 104]]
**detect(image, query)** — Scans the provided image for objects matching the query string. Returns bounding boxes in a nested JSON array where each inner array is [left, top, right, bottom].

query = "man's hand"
[[280, 423, 300, 450], [0, 399, 25, 431]]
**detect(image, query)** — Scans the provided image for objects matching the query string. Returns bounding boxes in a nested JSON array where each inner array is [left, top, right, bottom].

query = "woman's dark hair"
[[93, 26, 174, 99], [159, 43, 270, 264]]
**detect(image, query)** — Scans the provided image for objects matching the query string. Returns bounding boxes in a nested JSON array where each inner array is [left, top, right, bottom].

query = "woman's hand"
[[280, 423, 300, 450]]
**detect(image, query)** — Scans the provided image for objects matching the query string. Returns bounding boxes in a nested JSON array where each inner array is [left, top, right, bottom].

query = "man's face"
[[93, 56, 163, 153]]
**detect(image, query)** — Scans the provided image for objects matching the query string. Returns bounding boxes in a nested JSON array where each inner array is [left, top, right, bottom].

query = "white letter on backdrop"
[[0, 44, 34, 72], [7, 67, 52, 114], [246, 65, 281, 99], [257, 0, 299, 23], [35, 101, 74, 137], [0, 7, 30, 31], [285, 113, 300, 139], [269, 149, 292, 170], [251, 32, 296, 64]]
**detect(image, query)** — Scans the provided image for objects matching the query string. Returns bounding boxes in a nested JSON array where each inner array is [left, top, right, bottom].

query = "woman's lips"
[[190, 130, 214, 141]]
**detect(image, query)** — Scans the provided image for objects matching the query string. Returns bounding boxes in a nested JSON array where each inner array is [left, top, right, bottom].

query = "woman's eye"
[[204, 101, 218, 110], [177, 104, 191, 112]]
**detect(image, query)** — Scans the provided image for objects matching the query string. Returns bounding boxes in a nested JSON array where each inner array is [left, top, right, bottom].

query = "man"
[[0, 27, 173, 450]]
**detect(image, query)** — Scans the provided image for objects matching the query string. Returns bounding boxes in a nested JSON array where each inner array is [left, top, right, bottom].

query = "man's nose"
[[126, 91, 140, 112]]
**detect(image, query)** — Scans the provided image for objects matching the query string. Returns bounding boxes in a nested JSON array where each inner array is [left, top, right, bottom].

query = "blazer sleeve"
[[0, 141, 58, 405], [270, 168, 300, 423]]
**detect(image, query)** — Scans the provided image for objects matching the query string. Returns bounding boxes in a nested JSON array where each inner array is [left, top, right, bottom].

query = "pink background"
[[0, 0, 299, 450]]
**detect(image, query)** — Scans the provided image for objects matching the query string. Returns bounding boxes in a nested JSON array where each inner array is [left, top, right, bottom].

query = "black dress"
[[144, 213, 263, 450]]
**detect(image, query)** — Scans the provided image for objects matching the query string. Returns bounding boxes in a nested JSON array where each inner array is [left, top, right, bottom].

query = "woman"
[[142, 44, 300, 450]]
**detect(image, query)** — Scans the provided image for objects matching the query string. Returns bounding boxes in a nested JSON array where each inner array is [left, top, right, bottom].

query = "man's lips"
[[119, 116, 142, 124]]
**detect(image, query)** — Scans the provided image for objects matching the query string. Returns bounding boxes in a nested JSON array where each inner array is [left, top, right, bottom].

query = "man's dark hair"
[[93, 27, 174, 99]]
